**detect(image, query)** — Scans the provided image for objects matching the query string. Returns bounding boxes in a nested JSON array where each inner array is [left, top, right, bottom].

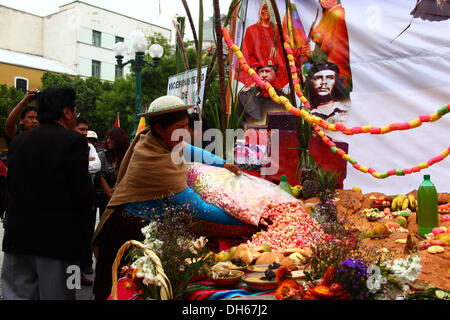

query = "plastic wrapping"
[[186, 163, 304, 226]]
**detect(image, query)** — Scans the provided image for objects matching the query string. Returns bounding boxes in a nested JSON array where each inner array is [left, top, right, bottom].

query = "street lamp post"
[[114, 30, 164, 138]]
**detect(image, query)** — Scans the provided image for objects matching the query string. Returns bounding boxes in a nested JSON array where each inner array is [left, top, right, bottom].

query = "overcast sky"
[[0, 0, 232, 42]]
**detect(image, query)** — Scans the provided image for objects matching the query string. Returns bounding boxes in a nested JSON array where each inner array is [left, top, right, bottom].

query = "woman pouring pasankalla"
[[91, 95, 256, 300]]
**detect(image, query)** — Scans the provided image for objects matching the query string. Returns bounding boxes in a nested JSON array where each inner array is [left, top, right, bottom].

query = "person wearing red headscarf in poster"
[[311, 0, 352, 92], [238, 0, 289, 89]]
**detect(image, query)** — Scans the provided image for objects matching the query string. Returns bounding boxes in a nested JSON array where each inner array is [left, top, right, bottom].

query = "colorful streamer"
[[222, 27, 450, 179]]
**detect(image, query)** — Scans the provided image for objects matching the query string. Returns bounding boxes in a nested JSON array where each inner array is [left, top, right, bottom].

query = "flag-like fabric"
[[282, 0, 307, 49], [202, 47, 214, 59], [136, 116, 146, 135], [114, 112, 120, 127]]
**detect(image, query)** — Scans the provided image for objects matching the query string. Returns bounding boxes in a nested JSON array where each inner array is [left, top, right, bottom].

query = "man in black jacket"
[[237, 60, 290, 129], [1, 86, 94, 300]]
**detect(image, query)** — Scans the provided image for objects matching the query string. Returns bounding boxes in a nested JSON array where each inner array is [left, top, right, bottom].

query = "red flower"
[[329, 281, 343, 293], [275, 279, 304, 300], [321, 266, 335, 286], [302, 289, 319, 300], [131, 268, 140, 281], [274, 266, 305, 300], [311, 285, 334, 299], [275, 266, 292, 284], [123, 279, 137, 291]]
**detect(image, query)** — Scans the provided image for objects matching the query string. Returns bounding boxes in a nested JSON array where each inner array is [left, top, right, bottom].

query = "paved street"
[[0, 214, 99, 300]]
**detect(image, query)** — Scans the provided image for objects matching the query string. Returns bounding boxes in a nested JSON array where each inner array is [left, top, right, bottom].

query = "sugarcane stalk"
[[196, 0, 204, 119], [201, 48, 218, 117], [213, 0, 227, 151], [172, 17, 189, 71], [181, 0, 199, 52]]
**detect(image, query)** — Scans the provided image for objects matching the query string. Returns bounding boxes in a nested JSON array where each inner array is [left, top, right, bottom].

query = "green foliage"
[[96, 76, 136, 138], [141, 33, 197, 105], [201, 57, 221, 130], [41, 72, 74, 88], [405, 288, 450, 300], [0, 31, 224, 142], [311, 168, 341, 223], [224, 0, 242, 27], [0, 85, 25, 139], [40, 73, 130, 139], [305, 233, 381, 282], [317, 167, 341, 197], [125, 209, 214, 300]]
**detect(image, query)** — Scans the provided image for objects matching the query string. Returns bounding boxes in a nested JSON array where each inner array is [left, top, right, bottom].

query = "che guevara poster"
[[227, 0, 450, 194]]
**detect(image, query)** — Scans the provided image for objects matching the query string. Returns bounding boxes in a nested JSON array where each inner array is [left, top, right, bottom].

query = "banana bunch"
[[391, 194, 418, 212]]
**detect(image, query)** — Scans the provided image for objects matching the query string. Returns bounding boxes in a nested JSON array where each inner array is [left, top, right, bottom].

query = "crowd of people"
[[0, 87, 247, 300]]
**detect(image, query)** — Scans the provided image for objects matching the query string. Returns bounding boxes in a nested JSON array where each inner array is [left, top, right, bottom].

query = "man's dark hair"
[[20, 106, 38, 120], [149, 110, 189, 139], [257, 64, 278, 74], [307, 62, 347, 107], [37, 86, 76, 124], [75, 117, 88, 127]]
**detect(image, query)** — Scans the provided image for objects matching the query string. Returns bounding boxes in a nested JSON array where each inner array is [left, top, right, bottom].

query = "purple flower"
[[341, 258, 356, 268]]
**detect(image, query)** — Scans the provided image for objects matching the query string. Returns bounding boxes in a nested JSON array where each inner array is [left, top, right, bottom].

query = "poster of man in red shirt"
[[236, 0, 289, 90]]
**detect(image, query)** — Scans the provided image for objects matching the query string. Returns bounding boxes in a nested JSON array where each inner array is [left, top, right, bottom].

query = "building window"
[[14, 77, 28, 94], [92, 30, 101, 47], [92, 60, 101, 78], [115, 36, 124, 43], [115, 65, 123, 78]]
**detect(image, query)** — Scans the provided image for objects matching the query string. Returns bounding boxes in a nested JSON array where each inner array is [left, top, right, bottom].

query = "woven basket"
[[111, 240, 173, 300]]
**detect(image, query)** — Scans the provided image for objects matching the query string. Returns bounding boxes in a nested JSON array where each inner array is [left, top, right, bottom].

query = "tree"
[[41, 73, 115, 139], [95, 75, 135, 139], [0, 85, 25, 140], [0, 31, 224, 143], [142, 32, 222, 132], [141, 33, 197, 105]]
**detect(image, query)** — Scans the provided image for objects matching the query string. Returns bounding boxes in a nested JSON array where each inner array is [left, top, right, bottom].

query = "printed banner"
[[228, 0, 450, 194], [167, 66, 208, 112]]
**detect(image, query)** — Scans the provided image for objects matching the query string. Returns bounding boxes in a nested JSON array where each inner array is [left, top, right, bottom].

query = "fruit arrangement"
[[360, 216, 411, 238], [417, 227, 449, 252], [291, 185, 302, 198], [438, 203, 450, 214], [391, 194, 418, 212], [370, 195, 393, 208], [391, 208, 412, 218], [363, 208, 385, 221]]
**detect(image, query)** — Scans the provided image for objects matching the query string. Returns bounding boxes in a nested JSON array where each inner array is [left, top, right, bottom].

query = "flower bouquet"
[[110, 240, 172, 300], [110, 210, 214, 300], [366, 254, 422, 300], [275, 230, 428, 300]]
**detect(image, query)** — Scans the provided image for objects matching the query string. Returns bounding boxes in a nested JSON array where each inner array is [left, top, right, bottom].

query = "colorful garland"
[[222, 28, 450, 179]]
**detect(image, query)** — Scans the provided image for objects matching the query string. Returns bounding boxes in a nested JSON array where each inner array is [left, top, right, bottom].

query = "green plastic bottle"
[[417, 174, 438, 236], [279, 175, 293, 195]]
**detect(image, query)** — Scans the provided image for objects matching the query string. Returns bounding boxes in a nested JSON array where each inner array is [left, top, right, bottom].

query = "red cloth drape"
[[237, 23, 289, 89]]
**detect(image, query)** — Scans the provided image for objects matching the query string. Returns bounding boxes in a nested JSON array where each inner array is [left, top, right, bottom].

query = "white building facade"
[[0, 1, 171, 82]]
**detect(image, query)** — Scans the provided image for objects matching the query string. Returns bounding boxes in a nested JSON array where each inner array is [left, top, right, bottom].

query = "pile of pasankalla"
[[250, 202, 325, 251]]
